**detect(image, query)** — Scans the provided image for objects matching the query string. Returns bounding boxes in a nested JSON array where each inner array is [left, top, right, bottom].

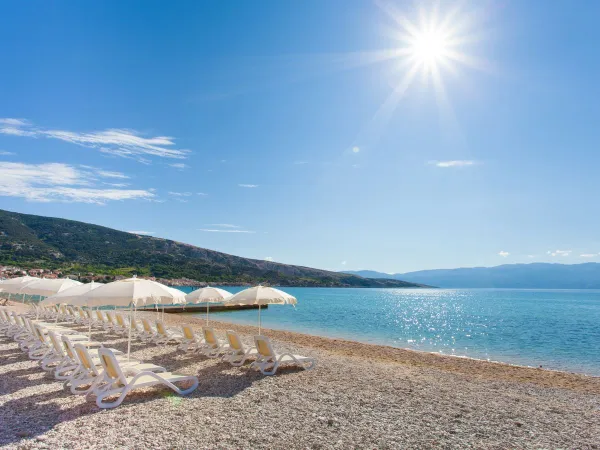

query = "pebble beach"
[[1, 302, 599, 449]]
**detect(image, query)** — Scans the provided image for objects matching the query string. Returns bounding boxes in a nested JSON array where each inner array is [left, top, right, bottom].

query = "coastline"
[[176, 311, 600, 394], [1, 301, 599, 448]]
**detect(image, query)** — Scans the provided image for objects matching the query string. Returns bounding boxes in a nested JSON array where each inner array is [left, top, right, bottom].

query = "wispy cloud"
[[580, 253, 598, 258], [352, 146, 360, 153], [169, 163, 189, 169], [168, 192, 193, 197], [206, 224, 242, 228], [264, 256, 274, 261], [498, 251, 510, 257], [430, 160, 477, 168], [341, 260, 347, 265], [197, 192, 208, 196], [0, 118, 29, 126], [198, 229, 255, 233], [0, 118, 190, 162], [238, 184, 258, 188], [97, 170, 129, 179], [547, 249, 572, 257], [0, 151, 15, 156], [0, 162, 154, 204], [128, 230, 155, 235], [104, 182, 130, 188]]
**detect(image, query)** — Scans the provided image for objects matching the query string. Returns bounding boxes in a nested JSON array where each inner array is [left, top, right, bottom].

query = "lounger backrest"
[[107, 311, 116, 324], [34, 325, 47, 344], [182, 325, 195, 340], [47, 331, 65, 356], [61, 336, 76, 360], [254, 336, 275, 358], [74, 343, 97, 374], [142, 318, 153, 333], [116, 313, 125, 327], [97, 348, 127, 386], [203, 328, 217, 345], [226, 331, 243, 351], [156, 321, 167, 336], [96, 310, 104, 321]]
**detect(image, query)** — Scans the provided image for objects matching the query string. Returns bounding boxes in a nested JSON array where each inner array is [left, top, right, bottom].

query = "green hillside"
[[0, 209, 425, 288]]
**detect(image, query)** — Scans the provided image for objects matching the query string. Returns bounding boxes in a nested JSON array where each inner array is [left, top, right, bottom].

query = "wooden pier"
[[136, 304, 266, 314]]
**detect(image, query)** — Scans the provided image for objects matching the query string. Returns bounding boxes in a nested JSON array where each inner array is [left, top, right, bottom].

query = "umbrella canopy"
[[185, 286, 233, 303], [185, 286, 233, 325], [40, 281, 104, 306], [223, 286, 297, 334], [20, 278, 83, 298], [0, 276, 41, 294], [82, 277, 186, 308], [225, 286, 297, 306]]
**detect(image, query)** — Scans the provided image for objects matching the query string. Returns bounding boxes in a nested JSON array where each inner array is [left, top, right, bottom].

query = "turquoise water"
[[177, 287, 600, 376]]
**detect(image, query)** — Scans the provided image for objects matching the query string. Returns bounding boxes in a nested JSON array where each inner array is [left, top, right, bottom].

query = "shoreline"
[[182, 311, 600, 385], [169, 310, 600, 394]]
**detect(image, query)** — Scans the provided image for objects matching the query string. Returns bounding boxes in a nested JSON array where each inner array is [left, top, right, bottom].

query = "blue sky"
[[1, 0, 600, 273]]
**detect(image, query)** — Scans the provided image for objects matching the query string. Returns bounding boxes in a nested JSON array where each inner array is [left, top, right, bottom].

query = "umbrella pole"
[[127, 303, 133, 361], [206, 303, 209, 326], [258, 304, 261, 335], [88, 307, 92, 340]]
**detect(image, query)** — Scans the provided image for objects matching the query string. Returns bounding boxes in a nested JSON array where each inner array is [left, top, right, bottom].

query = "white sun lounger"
[[222, 330, 259, 366], [70, 343, 165, 397], [92, 347, 198, 408], [251, 335, 316, 376]]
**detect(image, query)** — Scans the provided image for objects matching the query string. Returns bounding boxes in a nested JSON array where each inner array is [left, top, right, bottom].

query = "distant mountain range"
[[0, 208, 425, 288], [344, 263, 600, 289]]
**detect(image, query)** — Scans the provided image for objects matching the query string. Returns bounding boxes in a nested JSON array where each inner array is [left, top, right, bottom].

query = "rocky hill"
[[0, 209, 426, 288]]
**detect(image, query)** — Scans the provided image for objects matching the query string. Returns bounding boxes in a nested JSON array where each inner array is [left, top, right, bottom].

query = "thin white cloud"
[[527, 255, 536, 258], [97, 170, 129, 179], [264, 256, 274, 261], [0, 162, 154, 204], [430, 160, 477, 168], [341, 260, 347, 265], [547, 249, 572, 257], [0, 118, 29, 126], [168, 191, 193, 197], [0, 118, 189, 161], [128, 231, 155, 235], [104, 182, 130, 188], [197, 192, 208, 196], [580, 253, 598, 258], [0, 151, 15, 156], [352, 146, 360, 153], [169, 163, 189, 169], [206, 224, 242, 228], [238, 184, 258, 188], [198, 229, 255, 233], [498, 251, 510, 257]]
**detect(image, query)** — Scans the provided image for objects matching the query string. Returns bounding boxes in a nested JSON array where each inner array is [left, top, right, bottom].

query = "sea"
[[177, 287, 600, 376]]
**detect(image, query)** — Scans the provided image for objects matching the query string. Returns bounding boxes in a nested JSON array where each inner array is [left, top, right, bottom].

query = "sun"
[[340, 2, 489, 152], [411, 30, 448, 65]]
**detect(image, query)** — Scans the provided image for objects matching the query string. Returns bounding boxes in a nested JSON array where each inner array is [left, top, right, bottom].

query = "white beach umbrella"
[[41, 281, 104, 306], [223, 285, 297, 335], [20, 278, 83, 298], [185, 286, 233, 326], [0, 276, 41, 303], [0, 276, 41, 295], [41, 282, 104, 337], [82, 277, 187, 359]]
